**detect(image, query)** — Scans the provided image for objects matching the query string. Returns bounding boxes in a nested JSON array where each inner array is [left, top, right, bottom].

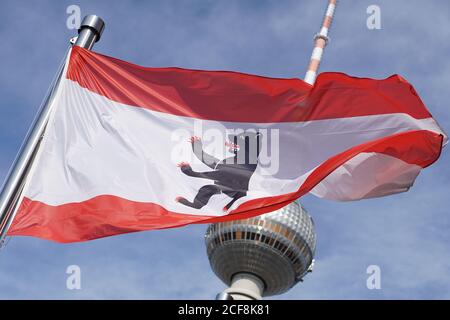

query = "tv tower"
[[205, 202, 316, 299], [205, 0, 337, 300]]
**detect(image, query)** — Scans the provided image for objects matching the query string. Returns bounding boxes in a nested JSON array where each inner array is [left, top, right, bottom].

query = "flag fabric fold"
[[8, 46, 446, 242]]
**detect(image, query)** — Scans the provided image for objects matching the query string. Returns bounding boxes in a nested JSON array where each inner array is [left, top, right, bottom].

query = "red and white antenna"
[[304, 0, 337, 85]]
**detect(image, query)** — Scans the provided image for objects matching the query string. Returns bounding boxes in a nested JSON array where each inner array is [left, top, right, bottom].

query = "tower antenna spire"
[[304, 0, 337, 85]]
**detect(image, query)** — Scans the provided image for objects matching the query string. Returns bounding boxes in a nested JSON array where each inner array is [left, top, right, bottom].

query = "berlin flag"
[[8, 46, 446, 242]]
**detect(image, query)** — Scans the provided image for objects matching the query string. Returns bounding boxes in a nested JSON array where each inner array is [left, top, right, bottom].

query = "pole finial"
[[75, 15, 105, 49]]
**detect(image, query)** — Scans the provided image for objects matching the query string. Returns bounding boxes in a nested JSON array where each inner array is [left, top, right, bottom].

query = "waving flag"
[[8, 46, 446, 242]]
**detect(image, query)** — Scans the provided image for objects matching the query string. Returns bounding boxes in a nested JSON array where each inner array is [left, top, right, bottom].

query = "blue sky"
[[0, 0, 449, 299]]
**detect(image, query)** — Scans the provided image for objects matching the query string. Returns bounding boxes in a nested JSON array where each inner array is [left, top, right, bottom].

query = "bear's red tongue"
[[225, 141, 240, 150]]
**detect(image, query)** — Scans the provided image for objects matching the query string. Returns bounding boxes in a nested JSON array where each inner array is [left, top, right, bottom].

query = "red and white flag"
[[8, 46, 446, 242]]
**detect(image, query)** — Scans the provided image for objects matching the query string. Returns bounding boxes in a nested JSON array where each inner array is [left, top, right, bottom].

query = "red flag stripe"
[[232, 129, 443, 215], [8, 129, 442, 243], [67, 46, 432, 123]]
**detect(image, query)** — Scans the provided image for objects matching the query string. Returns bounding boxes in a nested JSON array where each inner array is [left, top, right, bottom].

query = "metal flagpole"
[[304, 0, 337, 85], [0, 15, 105, 243]]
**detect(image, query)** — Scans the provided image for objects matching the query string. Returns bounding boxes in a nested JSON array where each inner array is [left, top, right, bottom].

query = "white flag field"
[[7, 46, 447, 242]]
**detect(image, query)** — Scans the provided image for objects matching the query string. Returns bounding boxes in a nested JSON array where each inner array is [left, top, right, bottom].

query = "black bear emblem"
[[175, 131, 262, 212]]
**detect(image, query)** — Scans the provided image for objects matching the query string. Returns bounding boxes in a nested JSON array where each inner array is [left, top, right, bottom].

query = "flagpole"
[[0, 15, 105, 243], [304, 0, 337, 85]]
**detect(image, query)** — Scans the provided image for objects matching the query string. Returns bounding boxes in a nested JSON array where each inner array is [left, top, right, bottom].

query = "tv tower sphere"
[[205, 202, 316, 298]]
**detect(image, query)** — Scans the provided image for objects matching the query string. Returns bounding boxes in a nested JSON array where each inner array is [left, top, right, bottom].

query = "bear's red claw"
[[189, 136, 201, 143], [177, 161, 190, 168]]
